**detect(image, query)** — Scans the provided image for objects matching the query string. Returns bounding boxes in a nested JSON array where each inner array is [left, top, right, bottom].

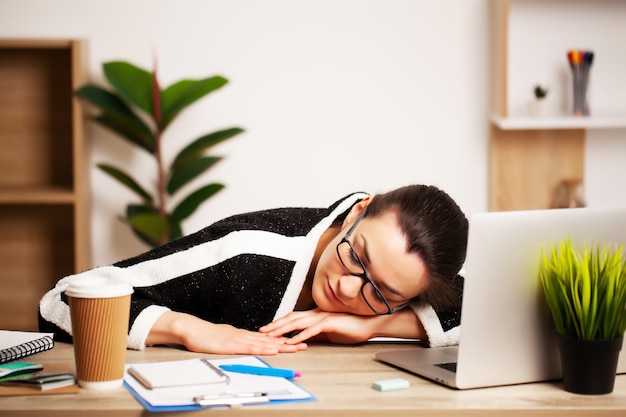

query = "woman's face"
[[312, 205, 429, 315]]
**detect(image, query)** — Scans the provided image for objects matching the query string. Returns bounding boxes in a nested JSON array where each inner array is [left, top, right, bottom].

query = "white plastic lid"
[[65, 269, 133, 299]]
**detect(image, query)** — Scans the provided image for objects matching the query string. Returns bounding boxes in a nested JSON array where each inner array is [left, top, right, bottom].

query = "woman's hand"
[[260, 308, 427, 345], [259, 309, 379, 345], [147, 311, 308, 355]]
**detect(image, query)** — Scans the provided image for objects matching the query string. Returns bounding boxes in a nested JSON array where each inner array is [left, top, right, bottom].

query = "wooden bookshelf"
[[0, 39, 90, 331]]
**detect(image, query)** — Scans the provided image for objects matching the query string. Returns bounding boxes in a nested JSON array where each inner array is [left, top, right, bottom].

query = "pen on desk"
[[219, 364, 302, 378]]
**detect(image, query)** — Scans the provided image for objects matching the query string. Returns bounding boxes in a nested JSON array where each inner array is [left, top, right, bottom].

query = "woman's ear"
[[343, 196, 372, 227]]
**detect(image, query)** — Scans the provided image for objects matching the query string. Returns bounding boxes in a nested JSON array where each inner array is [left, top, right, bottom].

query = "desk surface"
[[1, 342, 625, 416]]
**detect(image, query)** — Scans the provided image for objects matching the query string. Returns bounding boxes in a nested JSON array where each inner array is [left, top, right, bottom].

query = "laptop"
[[375, 207, 626, 389]]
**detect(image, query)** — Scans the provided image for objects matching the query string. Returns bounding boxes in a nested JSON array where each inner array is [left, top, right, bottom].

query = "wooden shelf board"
[[0, 39, 75, 49], [0, 186, 76, 204]]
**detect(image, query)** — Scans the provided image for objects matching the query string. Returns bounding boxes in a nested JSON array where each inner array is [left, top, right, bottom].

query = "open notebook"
[[376, 207, 626, 389], [124, 356, 313, 411]]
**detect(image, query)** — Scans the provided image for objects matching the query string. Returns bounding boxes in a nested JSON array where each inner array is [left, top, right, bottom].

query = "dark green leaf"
[[103, 61, 154, 116], [123, 205, 158, 247], [172, 127, 244, 170], [168, 223, 183, 241], [98, 163, 154, 204], [77, 85, 155, 152], [76, 85, 139, 123], [161, 76, 228, 129], [127, 204, 156, 218], [93, 114, 155, 153], [167, 156, 222, 195], [125, 205, 183, 247], [171, 183, 224, 221], [128, 211, 171, 247]]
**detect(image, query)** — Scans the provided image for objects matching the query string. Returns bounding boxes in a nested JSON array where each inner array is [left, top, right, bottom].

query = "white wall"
[[3, 0, 623, 270], [0, 0, 491, 266]]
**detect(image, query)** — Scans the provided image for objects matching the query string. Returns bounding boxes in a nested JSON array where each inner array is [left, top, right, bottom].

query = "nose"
[[337, 274, 362, 300]]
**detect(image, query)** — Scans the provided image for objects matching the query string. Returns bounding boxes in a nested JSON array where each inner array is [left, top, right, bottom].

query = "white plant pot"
[[529, 99, 548, 117]]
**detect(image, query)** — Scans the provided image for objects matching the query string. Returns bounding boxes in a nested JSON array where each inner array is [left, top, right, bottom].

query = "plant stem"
[[154, 129, 167, 221], [154, 128, 169, 247], [150, 62, 168, 245]]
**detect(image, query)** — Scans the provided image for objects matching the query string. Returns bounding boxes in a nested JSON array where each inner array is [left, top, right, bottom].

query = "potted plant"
[[76, 61, 244, 247], [539, 238, 626, 394], [533, 85, 549, 100], [529, 84, 549, 117]]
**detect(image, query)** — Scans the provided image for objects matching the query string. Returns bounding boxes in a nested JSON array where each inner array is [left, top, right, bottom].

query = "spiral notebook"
[[0, 330, 54, 364]]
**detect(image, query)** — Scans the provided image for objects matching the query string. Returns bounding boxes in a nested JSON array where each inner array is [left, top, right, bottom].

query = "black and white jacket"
[[39, 192, 461, 349]]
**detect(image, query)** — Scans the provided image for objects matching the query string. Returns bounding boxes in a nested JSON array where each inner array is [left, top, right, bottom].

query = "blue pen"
[[219, 364, 302, 378]]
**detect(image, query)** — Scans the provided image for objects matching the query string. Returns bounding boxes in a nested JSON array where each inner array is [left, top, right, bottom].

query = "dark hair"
[[365, 184, 468, 310]]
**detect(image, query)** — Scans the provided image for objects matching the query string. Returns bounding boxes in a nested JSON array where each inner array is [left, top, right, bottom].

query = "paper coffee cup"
[[66, 271, 133, 390]]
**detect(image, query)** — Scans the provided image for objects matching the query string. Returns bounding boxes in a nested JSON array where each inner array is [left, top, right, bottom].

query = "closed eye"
[[348, 249, 362, 267]]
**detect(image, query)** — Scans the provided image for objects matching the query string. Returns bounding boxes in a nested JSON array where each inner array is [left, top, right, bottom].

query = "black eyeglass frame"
[[336, 208, 410, 315]]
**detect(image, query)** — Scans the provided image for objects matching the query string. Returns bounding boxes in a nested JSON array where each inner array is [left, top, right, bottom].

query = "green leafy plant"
[[76, 61, 244, 247], [533, 84, 549, 99], [539, 238, 626, 340]]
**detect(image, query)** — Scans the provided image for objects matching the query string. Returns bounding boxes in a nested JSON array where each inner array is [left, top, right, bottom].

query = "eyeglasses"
[[336, 208, 409, 315]]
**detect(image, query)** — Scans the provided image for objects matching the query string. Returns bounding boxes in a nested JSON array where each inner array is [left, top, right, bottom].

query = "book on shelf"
[[0, 330, 54, 363]]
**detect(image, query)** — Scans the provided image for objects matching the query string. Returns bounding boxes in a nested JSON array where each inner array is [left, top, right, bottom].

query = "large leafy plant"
[[539, 239, 626, 340], [76, 61, 244, 247]]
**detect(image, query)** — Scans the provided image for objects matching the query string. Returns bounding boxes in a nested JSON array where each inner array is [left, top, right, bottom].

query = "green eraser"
[[372, 378, 410, 391]]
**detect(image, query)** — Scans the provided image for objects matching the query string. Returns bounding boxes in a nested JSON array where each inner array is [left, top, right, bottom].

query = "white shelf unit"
[[489, 0, 626, 211], [491, 115, 626, 131]]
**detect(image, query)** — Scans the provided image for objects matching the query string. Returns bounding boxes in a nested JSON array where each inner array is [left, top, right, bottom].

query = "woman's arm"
[[260, 308, 427, 345], [39, 265, 307, 355], [147, 311, 308, 355], [369, 308, 427, 339]]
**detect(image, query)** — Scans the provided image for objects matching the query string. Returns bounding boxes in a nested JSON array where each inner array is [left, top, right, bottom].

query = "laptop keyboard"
[[435, 362, 457, 373]]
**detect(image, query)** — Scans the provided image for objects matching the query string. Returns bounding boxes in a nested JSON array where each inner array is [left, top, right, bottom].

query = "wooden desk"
[[1, 342, 625, 416]]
